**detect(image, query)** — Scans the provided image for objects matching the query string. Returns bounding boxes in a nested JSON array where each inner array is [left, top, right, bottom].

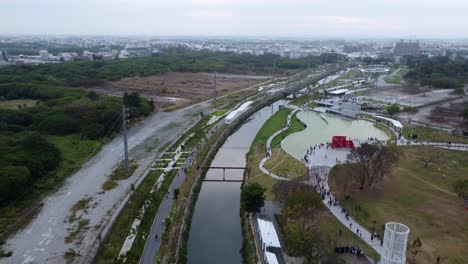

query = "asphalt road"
[[0, 101, 211, 264]]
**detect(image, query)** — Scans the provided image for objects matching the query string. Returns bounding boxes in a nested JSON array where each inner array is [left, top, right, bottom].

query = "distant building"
[[125, 44, 152, 57], [39, 50, 49, 59], [0, 50, 7, 61], [393, 40, 420, 57], [341, 102, 361, 117]]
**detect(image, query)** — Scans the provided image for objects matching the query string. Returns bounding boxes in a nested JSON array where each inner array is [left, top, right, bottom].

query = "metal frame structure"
[[381, 222, 410, 264]]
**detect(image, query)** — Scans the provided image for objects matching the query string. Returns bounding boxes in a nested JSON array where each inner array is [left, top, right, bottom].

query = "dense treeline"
[[403, 55, 468, 90], [0, 48, 342, 86]]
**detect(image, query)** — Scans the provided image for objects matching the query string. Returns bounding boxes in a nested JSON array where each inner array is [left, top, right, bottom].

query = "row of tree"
[[0, 48, 343, 87], [403, 55, 468, 90]]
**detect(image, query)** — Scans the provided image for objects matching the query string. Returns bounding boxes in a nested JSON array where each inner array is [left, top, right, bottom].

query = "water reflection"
[[187, 100, 285, 264]]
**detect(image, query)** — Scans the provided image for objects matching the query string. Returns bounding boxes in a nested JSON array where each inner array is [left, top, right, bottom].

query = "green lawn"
[[0, 99, 38, 109], [251, 108, 292, 146], [264, 147, 307, 179], [404, 125, 468, 144], [383, 75, 401, 84], [329, 146, 468, 263], [383, 68, 409, 85], [271, 111, 306, 148]]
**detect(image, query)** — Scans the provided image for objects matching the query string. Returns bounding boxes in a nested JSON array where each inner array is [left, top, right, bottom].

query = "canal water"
[[282, 111, 390, 160], [187, 100, 286, 264]]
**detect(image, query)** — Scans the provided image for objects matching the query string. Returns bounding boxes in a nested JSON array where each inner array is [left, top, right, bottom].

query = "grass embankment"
[[246, 108, 293, 200], [102, 161, 139, 191], [0, 134, 101, 240], [271, 111, 307, 148], [384, 68, 409, 85], [329, 146, 468, 263], [0, 99, 38, 109], [264, 147, 307, 179], [246, 108, 308, 199], [95, 169, 176, 263], [404, 125, 468, 144]]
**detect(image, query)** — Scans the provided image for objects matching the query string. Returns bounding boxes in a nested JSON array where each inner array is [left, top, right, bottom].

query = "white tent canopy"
[[257, 218, 281, 248], [265, 251, 279, 264], [374, 115, 403, 129]]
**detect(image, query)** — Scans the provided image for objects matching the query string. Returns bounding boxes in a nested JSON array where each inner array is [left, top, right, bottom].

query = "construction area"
[[86, 72, 271, 110]]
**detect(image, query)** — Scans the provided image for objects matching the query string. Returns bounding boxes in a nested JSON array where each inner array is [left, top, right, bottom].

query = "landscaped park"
[[243, 96, 468, 263]]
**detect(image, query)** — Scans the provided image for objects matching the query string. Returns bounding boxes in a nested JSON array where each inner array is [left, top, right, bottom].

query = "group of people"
[[334, 246, 364, 257]]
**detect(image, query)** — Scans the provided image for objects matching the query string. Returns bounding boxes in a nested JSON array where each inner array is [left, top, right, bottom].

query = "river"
[[187, 100, 286, 264]]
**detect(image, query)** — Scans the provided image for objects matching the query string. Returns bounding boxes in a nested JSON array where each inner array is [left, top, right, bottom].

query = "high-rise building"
[[0, 50, 8, 61], [393, 40, 420, 56]]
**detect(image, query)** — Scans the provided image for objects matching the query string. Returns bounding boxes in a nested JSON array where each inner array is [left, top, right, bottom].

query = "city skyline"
[[2, 0, 468, 38]]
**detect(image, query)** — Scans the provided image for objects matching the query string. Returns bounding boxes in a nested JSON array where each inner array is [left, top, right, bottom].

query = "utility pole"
[[272, 59, 276, 80], [213, 72, 218, 108], [122, 105, 129, 175]]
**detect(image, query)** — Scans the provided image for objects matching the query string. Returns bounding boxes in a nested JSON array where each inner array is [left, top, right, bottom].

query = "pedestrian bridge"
[[201, 166, 246, 182]]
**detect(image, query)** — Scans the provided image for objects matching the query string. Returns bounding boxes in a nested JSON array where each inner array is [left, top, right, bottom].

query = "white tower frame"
[[381, 222, 410, 264]]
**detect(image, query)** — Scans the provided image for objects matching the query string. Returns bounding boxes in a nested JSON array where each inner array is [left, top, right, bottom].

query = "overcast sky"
[[1, 0, 468, 38]]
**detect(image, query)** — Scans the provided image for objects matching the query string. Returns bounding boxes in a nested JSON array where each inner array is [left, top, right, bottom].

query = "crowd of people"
[[334, 245, 365, 257]]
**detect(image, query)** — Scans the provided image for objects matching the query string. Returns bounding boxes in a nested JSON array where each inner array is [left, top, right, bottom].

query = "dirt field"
[[87, 72, 270, 110], [366, 86, 460, 107]]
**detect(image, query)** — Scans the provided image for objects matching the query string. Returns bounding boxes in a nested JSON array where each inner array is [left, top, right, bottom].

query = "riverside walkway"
[[258, 108, 299, 181]]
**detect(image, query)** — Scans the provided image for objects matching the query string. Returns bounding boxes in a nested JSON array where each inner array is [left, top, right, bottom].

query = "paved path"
[[139, 148, 197, 264], [119, 134, 193, 260], [305, 144, 384, 256], [258, 108, 299, 181]]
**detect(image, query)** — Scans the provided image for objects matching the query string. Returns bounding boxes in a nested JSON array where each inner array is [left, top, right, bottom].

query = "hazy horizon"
[[2, 0, 468, 38]]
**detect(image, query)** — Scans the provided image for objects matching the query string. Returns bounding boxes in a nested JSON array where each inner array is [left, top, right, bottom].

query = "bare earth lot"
[[87, 72, 270, 110]]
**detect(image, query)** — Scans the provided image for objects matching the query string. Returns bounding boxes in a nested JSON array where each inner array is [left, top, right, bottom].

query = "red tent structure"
[[331, 136, 355, 150]]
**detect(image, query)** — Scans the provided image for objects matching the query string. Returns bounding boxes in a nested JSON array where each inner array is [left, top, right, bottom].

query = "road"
[[0, 101, 212, 264]]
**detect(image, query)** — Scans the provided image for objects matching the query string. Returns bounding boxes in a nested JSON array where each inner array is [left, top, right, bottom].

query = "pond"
[[282, 111, 390, 160]]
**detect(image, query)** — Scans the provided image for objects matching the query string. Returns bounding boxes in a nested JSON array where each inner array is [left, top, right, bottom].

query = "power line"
[[122, 105, 129, 175]]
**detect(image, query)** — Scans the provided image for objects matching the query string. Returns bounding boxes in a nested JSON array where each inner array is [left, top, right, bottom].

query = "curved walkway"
[[305, 144, 384, 256], [258, 108, 299, 181]]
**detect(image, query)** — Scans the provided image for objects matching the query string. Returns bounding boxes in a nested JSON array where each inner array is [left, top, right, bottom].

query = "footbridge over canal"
[[201, 166, 246, 182]]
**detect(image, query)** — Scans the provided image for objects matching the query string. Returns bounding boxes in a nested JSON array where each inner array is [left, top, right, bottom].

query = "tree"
[[462, 103, 468, 123], [0, 166, 32, 203], [403, 106, 418, 123], [38, 113, 78, 135], [347, 144, 379, 189], [281, 191, 324, 258], [387, 104, 400, 116], [369, 146, 398, 185], [241, 183, 266, 213]]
